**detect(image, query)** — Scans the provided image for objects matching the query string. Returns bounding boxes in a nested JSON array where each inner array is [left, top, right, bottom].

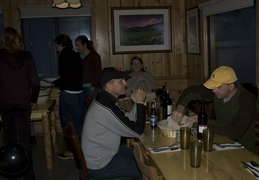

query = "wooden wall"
[[0, 0, 192, 101], [1, 0, 258, 98]]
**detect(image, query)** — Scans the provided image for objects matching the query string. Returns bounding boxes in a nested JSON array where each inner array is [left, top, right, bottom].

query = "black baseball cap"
[[99, 67, 131, 87]]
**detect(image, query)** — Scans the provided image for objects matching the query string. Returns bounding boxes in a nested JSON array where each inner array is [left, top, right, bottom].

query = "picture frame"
[[186, 7, 200, 54], [111, 7, 171, 54]]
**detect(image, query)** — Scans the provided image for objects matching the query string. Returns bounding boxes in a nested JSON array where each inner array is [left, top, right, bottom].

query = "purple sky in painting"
[[119, 14, 163, 28]]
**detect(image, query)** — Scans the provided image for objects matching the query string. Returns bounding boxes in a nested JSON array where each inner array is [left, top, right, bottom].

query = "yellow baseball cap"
[[203, 66, 237, 89]]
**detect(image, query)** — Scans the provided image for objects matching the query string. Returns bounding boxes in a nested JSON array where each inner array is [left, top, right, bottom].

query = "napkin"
[[149, 144, 180, 153], [242, 162, 259, 179], [213, 142, 244, 151]]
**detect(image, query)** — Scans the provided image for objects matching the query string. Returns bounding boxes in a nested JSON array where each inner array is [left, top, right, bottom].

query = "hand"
[[89, 87, 95, 90], [131, 88, 146, 104], [31, 103, 37, 110], [186, 115, 198, 123], [172, 105, 185, 123], [137, 75, 146, 82], [178, 115, 198, 125]]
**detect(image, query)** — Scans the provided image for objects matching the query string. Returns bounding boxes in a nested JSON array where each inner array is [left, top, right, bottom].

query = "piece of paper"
[[213, 142, 244, 151]]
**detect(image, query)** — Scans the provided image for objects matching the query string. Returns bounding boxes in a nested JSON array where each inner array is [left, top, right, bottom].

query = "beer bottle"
[[197, 100, 208, 139], [150, 100, 157, 128], [165, 89, 173, 118], [160, 85, 167, 120]]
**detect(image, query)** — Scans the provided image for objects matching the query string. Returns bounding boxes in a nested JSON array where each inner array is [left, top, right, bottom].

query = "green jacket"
[[177, 82, 257, 152]]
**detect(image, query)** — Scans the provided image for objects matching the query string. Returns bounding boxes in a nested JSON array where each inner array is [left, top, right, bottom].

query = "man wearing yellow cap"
[[172, 66, 257, 152]]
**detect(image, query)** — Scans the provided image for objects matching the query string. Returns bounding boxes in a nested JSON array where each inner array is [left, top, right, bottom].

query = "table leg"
[[42, 112, 53, 169], [50, 109, 59, 152]]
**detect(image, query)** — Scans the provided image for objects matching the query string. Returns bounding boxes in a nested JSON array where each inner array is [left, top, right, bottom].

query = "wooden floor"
[[0, 131, 79, 180]]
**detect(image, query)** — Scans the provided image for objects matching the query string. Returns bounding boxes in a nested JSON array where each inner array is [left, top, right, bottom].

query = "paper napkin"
[[149, 144, 180, 153], [213, 142, 244, 151], [242, 162, 259, 179]]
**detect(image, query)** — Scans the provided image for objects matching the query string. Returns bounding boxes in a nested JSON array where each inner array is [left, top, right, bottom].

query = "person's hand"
[[177, 114, 197, 126], [137, 75, 146, 82], [131, 88, 146, 104], [89, 87, 95, 90], [186, 115, 198, 123], [172, 105, 185, 123], [31, 103, 37, 110]]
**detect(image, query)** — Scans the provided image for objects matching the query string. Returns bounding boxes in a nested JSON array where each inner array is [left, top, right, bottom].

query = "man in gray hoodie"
[[81, 67, 146, 180]]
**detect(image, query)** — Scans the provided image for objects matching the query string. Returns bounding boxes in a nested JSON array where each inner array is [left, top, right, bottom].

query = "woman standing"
[[53, 34, 85, 160], [75, 35, 102, 103], [0, 27, 40, 180], [126, 56, 155, 96]]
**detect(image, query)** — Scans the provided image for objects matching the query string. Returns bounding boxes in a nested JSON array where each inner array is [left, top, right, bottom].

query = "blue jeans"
[[88, 146, 142, 180], [59, 91, 86, 141]]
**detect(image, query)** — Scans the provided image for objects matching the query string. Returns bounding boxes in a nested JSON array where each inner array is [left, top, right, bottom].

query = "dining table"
[[30, 99, 59, 169], [135, 124, 259, 180]]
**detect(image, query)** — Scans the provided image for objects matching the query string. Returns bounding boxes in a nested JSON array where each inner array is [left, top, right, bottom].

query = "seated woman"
[[126, 56, 155, 97]]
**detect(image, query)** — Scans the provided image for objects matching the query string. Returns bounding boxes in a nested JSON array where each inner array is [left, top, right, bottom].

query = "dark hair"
[[130, 56, 145, 72], [75, 35, 94, 50], [54, 34, 73, 49], [0, 27, 23, 53]]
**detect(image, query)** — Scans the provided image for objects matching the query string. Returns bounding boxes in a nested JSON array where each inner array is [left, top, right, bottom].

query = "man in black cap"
[[81, 67, 146, 180]]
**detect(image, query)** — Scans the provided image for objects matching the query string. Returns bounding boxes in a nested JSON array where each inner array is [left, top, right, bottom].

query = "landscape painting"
[[111, 7, 171, 54]]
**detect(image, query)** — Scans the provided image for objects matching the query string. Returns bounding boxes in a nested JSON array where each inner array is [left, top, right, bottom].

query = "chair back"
[[63, 122, 89, 180], [133, 142, 160, 180]]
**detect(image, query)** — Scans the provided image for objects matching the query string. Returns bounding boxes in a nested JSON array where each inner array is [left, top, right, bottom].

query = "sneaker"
[[58, 151, 74, 160]]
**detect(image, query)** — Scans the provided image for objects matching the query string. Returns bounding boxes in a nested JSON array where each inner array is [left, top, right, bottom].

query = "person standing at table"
[[19, 36, 37, 145], [172, 66, 257, 152], [126, 56, 155, 97], [0, 27, 40, 180], [75, 35, 102, 105], [52, 34, 85, 160], [81, 67, 146, 179]]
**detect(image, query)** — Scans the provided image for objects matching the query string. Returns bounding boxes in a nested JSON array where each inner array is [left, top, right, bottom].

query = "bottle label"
[[167, 105, 172, 116], [150, 115, 157, 126], [198, 125, 208, 133]]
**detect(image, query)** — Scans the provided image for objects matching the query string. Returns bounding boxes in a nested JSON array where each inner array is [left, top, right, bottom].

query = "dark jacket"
[[54, 47, 83, 91], [177, 82, 257, 152], [0, 49, 40, 106], [82, 50, 102, 88]]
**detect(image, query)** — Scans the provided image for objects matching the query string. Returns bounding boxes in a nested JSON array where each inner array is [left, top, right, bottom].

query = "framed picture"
[[186, 7, 200, 54], [111, 7, 171, 54]]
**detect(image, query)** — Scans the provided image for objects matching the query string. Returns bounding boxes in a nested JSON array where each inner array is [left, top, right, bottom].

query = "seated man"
[[81, 67, 146, 180], [172, 66, 257, 152]]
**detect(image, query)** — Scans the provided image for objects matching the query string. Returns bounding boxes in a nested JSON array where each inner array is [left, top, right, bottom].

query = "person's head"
[[0, 27, 23, 53], [75, 35, 94, 54], [203, 66, 238, 99], [130, 56, 145, 72], [99, 67, 130, 98], [54, 34, 73, 53]]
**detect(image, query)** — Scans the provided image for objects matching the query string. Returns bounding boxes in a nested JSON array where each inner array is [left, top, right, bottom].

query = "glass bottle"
[[160, 85, 167, 120], [165, 89, 173, 118], [197, 100, 208, 140], [150, 100, 157, 128]]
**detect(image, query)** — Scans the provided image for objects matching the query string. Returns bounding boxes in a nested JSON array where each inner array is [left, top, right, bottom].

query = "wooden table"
[[31, 99, 59, 169], [138, 125, 259, 180]]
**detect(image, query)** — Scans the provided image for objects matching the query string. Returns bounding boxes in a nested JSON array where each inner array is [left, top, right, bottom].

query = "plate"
[[42, 77, 59, 83], [38, 74, 44, 78]]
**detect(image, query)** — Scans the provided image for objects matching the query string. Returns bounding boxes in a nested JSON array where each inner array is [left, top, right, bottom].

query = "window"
[[22, 16, 91, 78], [208, 5, 256, 83], [20, 5, 91, 79]]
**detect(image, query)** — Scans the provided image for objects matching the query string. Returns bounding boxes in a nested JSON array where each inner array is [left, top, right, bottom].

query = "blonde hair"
[[0, 27, 23, 53]]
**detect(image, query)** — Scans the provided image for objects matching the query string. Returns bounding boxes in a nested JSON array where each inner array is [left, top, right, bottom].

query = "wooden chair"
[[85, 96, 94, 108], [63, 121, 89, 180], [63, 122, 132, 180], [133, 141, 162, 180]]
